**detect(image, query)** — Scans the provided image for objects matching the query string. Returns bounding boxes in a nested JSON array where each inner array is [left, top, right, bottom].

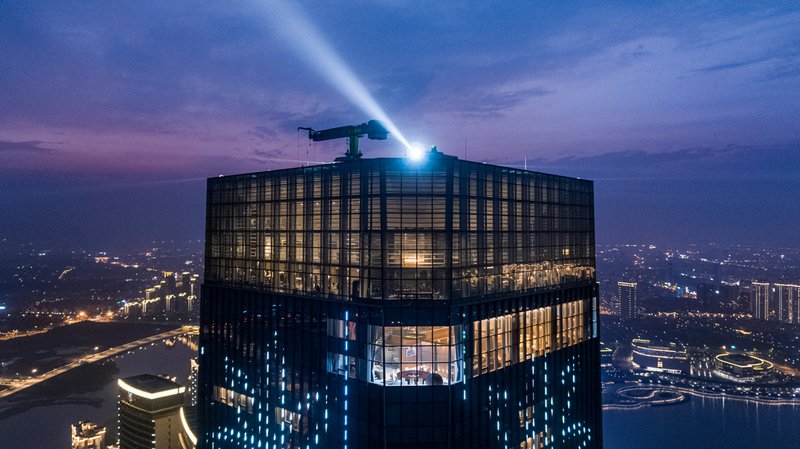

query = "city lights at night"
[[1, 2, 799, 449]]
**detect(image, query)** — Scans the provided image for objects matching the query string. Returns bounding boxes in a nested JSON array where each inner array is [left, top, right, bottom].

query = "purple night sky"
[[1, 1, 798, 250]]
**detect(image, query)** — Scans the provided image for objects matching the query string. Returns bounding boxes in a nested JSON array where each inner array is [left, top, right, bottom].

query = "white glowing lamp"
[[407, 142, 426, 161]]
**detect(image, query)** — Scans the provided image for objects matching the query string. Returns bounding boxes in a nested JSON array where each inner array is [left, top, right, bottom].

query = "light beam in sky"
[[256, 0, 414, 154]]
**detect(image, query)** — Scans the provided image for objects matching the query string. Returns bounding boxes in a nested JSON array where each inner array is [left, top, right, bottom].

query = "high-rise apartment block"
[[775, 283, 800, 324], [751, 281, 771, 320], [618, 281, 638, 320], [199, 153, 602, 448]]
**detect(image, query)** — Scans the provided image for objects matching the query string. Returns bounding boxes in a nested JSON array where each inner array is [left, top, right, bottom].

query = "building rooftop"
[[72, 421, 106, 439], [119, 374, 185, 399], [716, 353, 772, 369], [209, 154, 592, 184]]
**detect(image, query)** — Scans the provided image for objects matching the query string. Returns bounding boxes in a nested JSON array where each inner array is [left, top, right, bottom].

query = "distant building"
[[631, 339, 689, 375], [118, 375, 186, 449], [774, 283, 800, 324], [751, 281, 770, 320], [186, 273, 199, 313], [618, 281, 638, 319], [697, 282, 739, 310], [189, 358, 199, 407], [163, 271, 177, 296], [600, 343, 613, 368], [125, 271, 199, 320], [696, 283, 718, 308], [736, 280, 753, 312], [123, 301, 140, 317], [714, 353, 774, 383], [71, 421, 107, 449], [165, 294, 176, 313]]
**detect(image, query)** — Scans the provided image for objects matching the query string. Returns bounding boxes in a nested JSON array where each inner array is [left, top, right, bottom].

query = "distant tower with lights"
[[751, 281, 770, 320], [199, 125, 602, 449], [618, 281, 638, 319], [774, 283, 800, 323]]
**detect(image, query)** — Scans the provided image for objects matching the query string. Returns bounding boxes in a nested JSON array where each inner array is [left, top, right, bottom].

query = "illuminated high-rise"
[[775, 283, 800, 324], [751, 281, 770, 320], [618, 281, 637, 320], [199, 152, 601, 448], [117, 375, 186, 449]]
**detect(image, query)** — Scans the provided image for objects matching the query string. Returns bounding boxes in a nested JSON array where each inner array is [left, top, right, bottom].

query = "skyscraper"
[[618, 281, 638, 320], [774, 283, 800, 324], [118, 375, 186, 449], [199, 153, 601, 448], [751, 281, 770, 320]]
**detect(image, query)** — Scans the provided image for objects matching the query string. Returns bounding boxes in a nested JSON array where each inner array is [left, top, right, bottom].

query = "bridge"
[[0, 325, 197, 400]]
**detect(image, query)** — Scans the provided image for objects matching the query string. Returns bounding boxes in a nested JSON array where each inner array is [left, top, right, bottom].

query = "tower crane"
[[298, 119, 388, 161]]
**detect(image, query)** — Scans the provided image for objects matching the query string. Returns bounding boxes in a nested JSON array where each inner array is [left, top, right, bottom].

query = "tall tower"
[[618, 281, 638, 320], [775, 283, 800, 323], [199, 152, 602, 448], [117, 375, 186, 449], [751, 281, 770, 320]]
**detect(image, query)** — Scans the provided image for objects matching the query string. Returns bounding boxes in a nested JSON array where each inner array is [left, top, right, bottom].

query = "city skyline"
[[1, 1, 799, 250], [1, 2, 799, 449], [1, 240, 799, 448]]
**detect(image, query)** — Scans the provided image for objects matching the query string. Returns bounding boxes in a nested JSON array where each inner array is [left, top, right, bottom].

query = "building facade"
[[199, 154, 602, 448], [774, 283, 800, 324], [713, 353, 774, 383], [118, 375, 187, 449], [751, 281, 770, 320], [618, 281, 637, 320], [630, 339, 689, 375]]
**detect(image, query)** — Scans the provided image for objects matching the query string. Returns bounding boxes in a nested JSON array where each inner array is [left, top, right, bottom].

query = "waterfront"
[[1, 332, 799, 449], [0, 336, 196, 449], [604, 395, 800, 449]]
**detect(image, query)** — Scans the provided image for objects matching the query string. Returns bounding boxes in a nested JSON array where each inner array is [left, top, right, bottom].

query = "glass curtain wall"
[[206, 157, 595, 301]]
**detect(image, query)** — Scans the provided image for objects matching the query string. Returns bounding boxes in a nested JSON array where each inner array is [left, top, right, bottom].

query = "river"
[[603, 394, 800, 449], [0, 336, 196, 449]]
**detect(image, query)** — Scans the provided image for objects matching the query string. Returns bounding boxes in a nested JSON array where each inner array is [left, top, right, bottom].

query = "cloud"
[[459, 87, 553, 118], [0, 140, 60, 153], [491, 144, 800, 184], [692, 57, 770, 73]]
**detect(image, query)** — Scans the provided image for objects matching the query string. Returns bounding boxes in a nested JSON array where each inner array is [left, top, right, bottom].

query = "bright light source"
[[408, 142, 426, 161]]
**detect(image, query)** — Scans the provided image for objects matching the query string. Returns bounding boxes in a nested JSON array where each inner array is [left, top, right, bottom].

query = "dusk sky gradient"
[[1, 1, 798, 250]]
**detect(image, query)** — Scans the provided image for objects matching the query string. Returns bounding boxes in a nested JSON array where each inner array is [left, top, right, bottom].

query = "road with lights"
[[0, 326, 197, 400]]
